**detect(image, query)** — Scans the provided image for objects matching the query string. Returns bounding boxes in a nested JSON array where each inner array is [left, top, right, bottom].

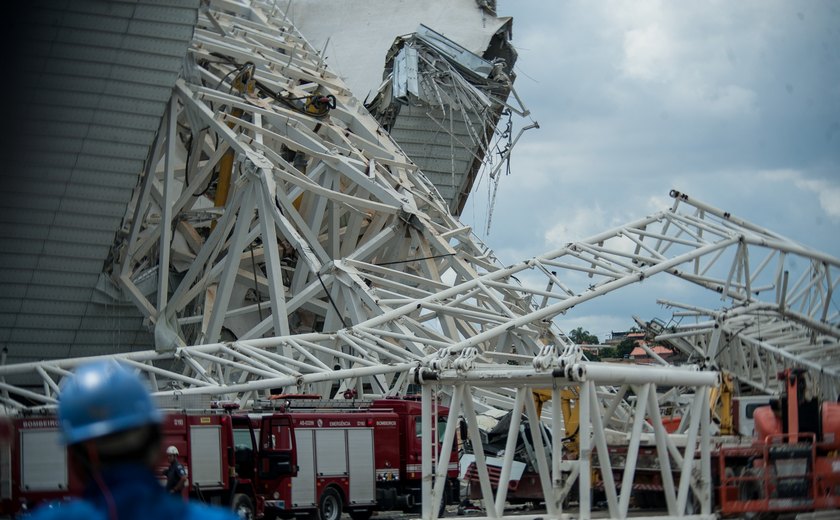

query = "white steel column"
[[422, 382, 433, 520], [589, 384, 619, 516], [206, 183, 257, 343], [460, 385, 498, 517], [617, 383, 650, 515], [523, 389, 557, 517], [157, 96, 178, 314], [494, 389, 525, 516], [256, 175, 291, 337], [431, 385, 462, 520], [700, 385, 712, 516], [578, 380, 591, 520], [646, 385, 678, 515], [550, 386, 564, 513]]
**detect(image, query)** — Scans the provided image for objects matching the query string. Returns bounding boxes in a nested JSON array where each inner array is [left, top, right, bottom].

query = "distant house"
[[629, 342, 675, 363]]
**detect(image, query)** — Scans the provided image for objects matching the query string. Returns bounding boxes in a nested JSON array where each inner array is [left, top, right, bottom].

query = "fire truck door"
[[292, 429, 315, 507], [190, 425, 224, 488], [347, 429, 374, 504], [315, 430, 346, 476], [20, 429, 68, 492], [259, 418, 296, 496]]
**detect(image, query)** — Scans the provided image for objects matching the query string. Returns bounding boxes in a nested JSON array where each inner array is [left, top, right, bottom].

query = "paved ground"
[[353, 504, 686, 519]]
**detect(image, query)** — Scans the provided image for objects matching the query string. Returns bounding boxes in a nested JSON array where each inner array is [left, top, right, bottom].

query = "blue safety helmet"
[[58, 360, 162, 445]]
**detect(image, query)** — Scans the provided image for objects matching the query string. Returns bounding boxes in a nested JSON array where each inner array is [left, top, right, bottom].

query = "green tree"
[[569, 327, 599, 345], [616, 337, 637, 358]]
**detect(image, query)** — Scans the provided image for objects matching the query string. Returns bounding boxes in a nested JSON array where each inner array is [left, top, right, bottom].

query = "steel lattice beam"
[[653, 300, 840, 400], [417, 364, 718, 520]]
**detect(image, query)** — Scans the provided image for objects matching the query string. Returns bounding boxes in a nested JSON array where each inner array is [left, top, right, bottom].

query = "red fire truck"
[[0, 397, 459, 519]]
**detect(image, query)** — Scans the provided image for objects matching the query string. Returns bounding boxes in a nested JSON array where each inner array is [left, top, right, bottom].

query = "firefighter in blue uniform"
[[165, 445, 188, 494], [28, 360, 238, 520]]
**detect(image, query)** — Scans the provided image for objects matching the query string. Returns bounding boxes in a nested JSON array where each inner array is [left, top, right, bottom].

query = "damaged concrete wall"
[[287, 0, 512, 101], [288, 0, 518, 216], [367, 26, 515, 214]]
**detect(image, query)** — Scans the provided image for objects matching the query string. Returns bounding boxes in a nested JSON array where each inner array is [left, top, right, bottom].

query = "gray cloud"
[[460, 0, 840, 339]]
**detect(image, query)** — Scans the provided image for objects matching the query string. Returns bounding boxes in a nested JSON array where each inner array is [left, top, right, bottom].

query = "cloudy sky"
[[454, 0, 840, 341]]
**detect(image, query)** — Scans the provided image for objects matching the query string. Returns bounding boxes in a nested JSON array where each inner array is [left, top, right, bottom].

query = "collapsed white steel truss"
[[654, 300, 840, 400], [2, 178, 837, 410]]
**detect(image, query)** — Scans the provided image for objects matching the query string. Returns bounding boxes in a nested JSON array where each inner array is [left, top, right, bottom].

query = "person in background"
[[28, 359, 238, 520], [165, 445, 188, 494]]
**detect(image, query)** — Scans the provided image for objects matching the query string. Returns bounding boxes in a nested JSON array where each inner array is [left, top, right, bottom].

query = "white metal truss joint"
[[452, 346, 478, 372], [428, 347, 455, 371], [532, 342, 558, 371]]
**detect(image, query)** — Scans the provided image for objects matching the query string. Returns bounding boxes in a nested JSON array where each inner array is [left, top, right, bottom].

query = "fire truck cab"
[[239, 396, 459, 520]]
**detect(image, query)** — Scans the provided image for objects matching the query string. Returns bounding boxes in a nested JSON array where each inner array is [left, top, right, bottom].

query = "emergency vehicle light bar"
[[253, 398, 375, 411]]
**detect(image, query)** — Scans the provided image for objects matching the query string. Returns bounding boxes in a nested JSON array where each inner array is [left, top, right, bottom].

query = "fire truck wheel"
[[318, 487, 343, 520], [232, 493, 255, 520]]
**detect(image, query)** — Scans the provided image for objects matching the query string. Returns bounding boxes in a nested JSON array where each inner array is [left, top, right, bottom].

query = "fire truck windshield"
[[233, 428, 253, 449]]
